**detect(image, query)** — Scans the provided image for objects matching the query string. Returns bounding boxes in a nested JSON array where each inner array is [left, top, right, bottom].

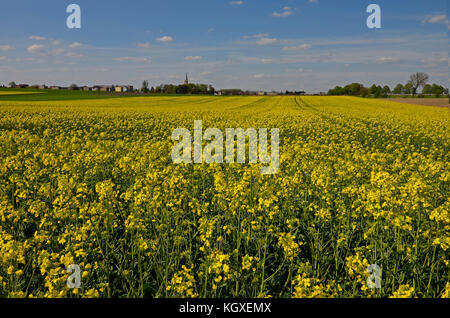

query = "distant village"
[[1, 74, 321, 96], [4, 82, 134, 93], [1, 82, 321, 96]]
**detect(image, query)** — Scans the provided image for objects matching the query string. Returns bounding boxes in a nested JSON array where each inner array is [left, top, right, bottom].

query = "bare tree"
[[408, 72, 429, 96]]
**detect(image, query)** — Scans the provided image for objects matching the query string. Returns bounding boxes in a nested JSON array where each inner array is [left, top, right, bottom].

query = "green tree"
[[369, 84, 378, 95], [431, 84, 444, 96], [404, 83, 412, 95], [141, 80, 149, 93], [346, 83, 363, 96], [393, 83, 404, 94], [422, 84, 433, 95], [360, 87, 369, 97], [176, 84, 189, 94], [372, 85, 383, 98], [328, 86, 345, 95]]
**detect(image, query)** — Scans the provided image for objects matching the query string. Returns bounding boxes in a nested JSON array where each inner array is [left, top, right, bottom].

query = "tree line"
[[141, 80, 215, 95], [328, 72, 448, 98]]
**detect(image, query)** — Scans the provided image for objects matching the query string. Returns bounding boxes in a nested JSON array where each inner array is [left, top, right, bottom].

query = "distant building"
[[184, 73, 189, 85], [50, 86, 61, 90], [100, 85, 114, 92], [38, 85, 47, 89], [15, 84, 29, 88], [82, 86, 91, 91], [220, 89, 244, 96], [115, 85, 134, 93], [284, 90, 305, 95]]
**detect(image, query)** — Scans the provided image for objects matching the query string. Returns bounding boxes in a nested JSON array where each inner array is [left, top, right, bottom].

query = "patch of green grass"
[[0, 88, 220, 101], [0, 88, 123, 101]]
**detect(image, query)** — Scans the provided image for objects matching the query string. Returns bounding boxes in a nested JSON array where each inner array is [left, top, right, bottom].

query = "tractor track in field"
[[294, 96, 319, 112]]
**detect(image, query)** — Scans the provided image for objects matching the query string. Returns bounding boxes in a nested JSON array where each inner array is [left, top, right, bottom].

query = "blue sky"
[[0, 0, 448, 92]]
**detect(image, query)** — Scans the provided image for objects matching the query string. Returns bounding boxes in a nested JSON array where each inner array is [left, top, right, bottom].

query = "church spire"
[[184, 73, 189, 85]]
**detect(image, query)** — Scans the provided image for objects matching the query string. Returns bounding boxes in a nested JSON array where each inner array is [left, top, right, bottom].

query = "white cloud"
[[230, 1, 244, 5], [68, 42, 83, 49], [272, 11, 292, 17], [285, 67, 306, 73], [27, 44, 46, 55], [184, 56, 203, 61], [272, 7, 293, 17], [283, 44, 312, 51], [242, 33, 269, 40], [423, 14, 448, 24], [0, 45, 13, 51], [65, 52, 82, 58], [420, 56, 447, 64], [136, 42, 150, 48], [29, 35, 46, 41], [253, 74, 265, 78], [52, 48, 66, 55], [256, 37, 277, 45], [260, 58, 274, 64], [112, 56, 149, 62], [376, 56, 400, 64], [309, 0, 318, 3], [422, 14, 450, 29], [156, 36, 173, 43], [52, 40, 61, 46]]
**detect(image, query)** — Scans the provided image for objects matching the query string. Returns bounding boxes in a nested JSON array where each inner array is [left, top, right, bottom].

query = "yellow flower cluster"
[[390, 284, 415, 298], [166, 265, 198, 298]]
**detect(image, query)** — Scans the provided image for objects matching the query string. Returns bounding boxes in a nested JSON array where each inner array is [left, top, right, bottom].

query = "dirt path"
[[386, 98, 449, 108]]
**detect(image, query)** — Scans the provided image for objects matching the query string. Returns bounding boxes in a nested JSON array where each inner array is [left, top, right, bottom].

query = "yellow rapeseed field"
[[0, 96, 448, 298]]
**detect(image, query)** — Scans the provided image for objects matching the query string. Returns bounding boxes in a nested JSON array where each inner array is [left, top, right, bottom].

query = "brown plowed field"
[[387, 98, 449, 108]]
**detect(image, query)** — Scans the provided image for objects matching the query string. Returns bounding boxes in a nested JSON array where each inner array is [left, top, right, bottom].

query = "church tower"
[[184, 73, 189, 85]]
